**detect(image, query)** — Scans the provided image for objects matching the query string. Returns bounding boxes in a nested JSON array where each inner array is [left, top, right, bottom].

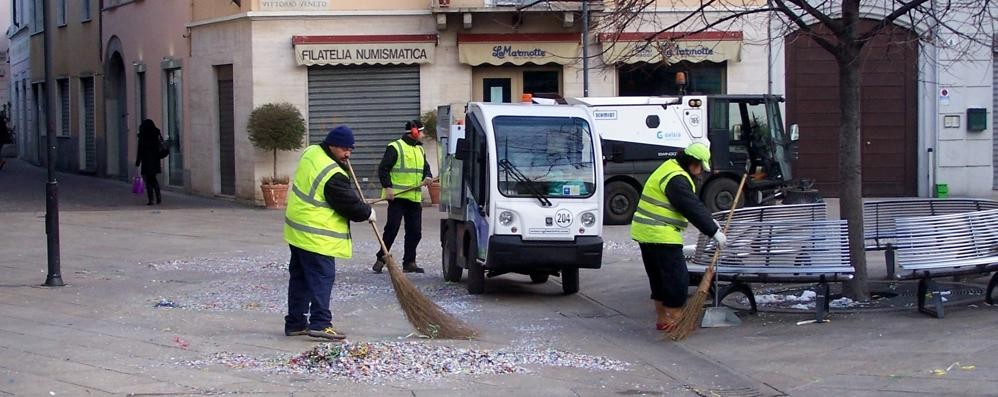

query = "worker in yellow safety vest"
[[284, 125, 376, 341], [372, 119, 433, 274], [630, 142, 727, 332]]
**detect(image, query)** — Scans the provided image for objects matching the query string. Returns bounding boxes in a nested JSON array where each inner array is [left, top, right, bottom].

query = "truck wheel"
[[703, 178, 742, 214], [465, 239, 485, 295], [561, 268, 579, 295], [529, 273, 549, 284], [604, 181, 638, 225], [441, 234, 462, 282]]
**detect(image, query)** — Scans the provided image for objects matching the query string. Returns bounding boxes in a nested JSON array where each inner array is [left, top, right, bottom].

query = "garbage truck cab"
[[436, 102, 604, 295]]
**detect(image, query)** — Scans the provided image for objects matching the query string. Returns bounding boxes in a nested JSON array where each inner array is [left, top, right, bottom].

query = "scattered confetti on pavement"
[[182, 341, 628, 383]]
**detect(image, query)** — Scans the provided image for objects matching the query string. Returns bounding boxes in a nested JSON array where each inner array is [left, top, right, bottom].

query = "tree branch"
[[771, 0, 841, 55], [858, 0, 932, 42], [783, 0, 844, 35]]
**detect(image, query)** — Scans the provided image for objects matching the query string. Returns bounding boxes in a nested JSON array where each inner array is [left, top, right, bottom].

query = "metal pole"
[[42, 0, 64, 287], [581, 0, 589, 97]]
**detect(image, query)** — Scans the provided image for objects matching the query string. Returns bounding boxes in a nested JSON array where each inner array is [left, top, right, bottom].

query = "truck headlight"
[[581, 212, 596, 227], [499, 210, 514, 226]]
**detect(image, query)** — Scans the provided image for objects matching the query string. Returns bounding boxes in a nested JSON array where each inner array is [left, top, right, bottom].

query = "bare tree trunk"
[[837, 47, 870, 301], [273, 150, 277, 181]]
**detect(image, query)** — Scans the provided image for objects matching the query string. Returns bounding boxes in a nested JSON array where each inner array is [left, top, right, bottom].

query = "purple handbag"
[[132, 176, 145, 194]]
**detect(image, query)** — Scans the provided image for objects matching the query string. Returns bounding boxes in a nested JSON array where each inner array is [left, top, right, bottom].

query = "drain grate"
[[686, 385, 765, 397]]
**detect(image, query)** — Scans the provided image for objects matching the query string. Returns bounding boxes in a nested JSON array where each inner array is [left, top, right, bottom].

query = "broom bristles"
[[342, 159, 476, 340], [383, 253, 478, 339], [667, 289, 708, 340]]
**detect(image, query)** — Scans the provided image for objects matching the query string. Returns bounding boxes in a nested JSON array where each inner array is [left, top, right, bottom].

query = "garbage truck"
[[566, 95, 801, 224], [435, 101, 604, 295]]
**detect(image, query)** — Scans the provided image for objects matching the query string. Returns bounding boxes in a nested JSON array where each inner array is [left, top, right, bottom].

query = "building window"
[[58, 79, 70, 137], [57, 0, 66, 26], [33, 0, 44, 32], [80, 0, 91, 21], [618, 61, 727, 96], [13, 0, 19, 26]]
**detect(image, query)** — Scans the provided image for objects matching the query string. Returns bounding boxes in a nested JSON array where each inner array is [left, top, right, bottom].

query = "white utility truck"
[[567, 95, 801, 224], [435, 102, 604, 295]]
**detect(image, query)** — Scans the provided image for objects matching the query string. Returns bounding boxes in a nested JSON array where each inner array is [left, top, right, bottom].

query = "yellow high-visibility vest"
[[284, 145, 352, 258], [382, 139, 425, 202], [630, 159, 695, 244]]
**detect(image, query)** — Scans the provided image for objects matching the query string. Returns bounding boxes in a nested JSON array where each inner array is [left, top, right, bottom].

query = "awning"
[[598, 31, 742, 64], [292, 35, 437, 66], [458, 33, 580, 66]]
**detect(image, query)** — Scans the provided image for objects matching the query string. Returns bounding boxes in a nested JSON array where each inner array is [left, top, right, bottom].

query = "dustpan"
[[701, 257, 741, 328]]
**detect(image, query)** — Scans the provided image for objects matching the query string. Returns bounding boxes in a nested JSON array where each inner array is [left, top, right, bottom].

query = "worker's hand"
[[422, 177, 433, 187], [712, 231, 727, 249], [368, 209, 377, 223], [713, 219, 721, 230], [384, 188, 394, 201]]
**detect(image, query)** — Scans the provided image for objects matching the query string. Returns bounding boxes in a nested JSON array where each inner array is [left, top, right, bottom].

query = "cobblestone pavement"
[[2, 159, 997, 396]]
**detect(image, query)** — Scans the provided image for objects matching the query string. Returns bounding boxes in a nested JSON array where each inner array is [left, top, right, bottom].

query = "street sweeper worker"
[[283, 125, 376, 341], [371, 119, 433, 274], [630, 142, 727, 331]]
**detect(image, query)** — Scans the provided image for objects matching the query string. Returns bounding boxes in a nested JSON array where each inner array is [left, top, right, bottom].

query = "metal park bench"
[[863, 199, 998, 278], [719, 202, 828, 223], [688, 217, 853, 322], [887, 208, 998, 318]]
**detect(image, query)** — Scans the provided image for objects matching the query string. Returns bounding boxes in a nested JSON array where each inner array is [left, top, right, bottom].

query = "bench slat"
[[892, 208, 998, 277]]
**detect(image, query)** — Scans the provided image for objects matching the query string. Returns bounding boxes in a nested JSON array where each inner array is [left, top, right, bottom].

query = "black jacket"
[[664, 175, 719, 237], [377, 134, 432, 188], [135, 126, 163, 175], [320, 145, 373, 222]]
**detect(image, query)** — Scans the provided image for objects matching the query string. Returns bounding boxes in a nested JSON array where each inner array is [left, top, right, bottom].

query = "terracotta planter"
[[428, 181, 442, 204], [261, 183, 289, 209]]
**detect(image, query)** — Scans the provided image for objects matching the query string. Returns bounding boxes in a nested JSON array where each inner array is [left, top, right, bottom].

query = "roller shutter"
[[307, 65, 420, 195]]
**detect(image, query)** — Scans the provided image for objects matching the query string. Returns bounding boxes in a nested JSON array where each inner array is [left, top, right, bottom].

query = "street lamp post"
[[42, 0, 64, 287], [581, 0, 589, 97]]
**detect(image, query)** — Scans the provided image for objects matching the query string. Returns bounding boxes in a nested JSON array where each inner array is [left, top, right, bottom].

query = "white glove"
[[368, 209, 377, 223], [712, 231, 727, 249]]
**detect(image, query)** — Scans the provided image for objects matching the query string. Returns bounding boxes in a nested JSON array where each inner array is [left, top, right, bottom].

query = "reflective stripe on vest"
[[630, 159, 695, 244], [383, 139, 425, 202], [284, 145, 353, 258]]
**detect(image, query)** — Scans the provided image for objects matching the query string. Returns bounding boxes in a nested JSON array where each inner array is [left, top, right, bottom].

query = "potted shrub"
[[248, 102, 305, 209], [420, 110, 443, 204]]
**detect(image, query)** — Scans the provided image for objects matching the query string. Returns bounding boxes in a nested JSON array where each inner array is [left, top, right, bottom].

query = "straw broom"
[[667, 172, 748, 341], [344, 160, 477, 339]]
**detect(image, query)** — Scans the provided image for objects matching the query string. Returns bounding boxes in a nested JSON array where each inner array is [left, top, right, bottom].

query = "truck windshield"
[[493, 116, 596, 199]]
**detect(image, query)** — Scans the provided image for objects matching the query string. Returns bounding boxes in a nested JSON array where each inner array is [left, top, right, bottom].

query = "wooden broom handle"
[[369, 177, 439, 204], [699, 172, 749, 289], [344, 159, 393, 255]]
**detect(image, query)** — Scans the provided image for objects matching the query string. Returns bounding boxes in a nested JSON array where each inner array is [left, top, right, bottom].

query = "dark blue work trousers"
[[284, 244, 336, 333], [377, 198, 423, 264]]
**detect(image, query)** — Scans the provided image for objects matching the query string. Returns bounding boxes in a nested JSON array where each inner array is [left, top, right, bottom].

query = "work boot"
[[308, 326, 347, 340], [402, 261, 425, 273], [372, 258, 385, 274]]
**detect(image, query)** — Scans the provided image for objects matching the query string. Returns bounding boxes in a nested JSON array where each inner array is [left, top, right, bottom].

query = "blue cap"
[[323, 125, 355, 148]]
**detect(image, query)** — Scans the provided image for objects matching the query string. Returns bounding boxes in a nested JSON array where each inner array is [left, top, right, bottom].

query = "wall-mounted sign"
[[458, 33, 580, 66], [598, 31, 742, 64], [292, 35, 437, 66], [259, 0, 332, 11]]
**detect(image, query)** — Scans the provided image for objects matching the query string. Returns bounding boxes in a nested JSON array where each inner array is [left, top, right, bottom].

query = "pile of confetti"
[[147, 252, 288, 274], [185, 341, 628, 382]]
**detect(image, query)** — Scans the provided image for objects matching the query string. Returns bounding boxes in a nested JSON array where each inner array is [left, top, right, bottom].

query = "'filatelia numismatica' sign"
[[293, 35, 437, 66]]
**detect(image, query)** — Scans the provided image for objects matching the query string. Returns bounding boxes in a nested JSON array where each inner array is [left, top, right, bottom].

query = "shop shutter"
[[307, 65, 420, 195], [82, 77, 96, 172]]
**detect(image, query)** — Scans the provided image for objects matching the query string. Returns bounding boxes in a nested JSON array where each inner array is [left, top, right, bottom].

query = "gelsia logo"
[[656, 131, 682, 140], [492, 45, 547, 59], [593, 110, 617, 120]]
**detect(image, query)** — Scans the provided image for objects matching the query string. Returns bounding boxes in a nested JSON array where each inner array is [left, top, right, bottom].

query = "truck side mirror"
[[455, 138, 469, 161], [790, 124, 800, 141]]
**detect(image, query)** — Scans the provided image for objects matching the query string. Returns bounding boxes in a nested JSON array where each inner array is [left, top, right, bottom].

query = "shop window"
[[618, 61, 726, 96], [523, 70, 559, 97], [483, 78, 511, 103], [57, 78, 69, 137]]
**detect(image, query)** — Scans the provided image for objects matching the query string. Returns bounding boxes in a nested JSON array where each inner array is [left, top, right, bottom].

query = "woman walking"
[[135, 119, 164, 205]]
